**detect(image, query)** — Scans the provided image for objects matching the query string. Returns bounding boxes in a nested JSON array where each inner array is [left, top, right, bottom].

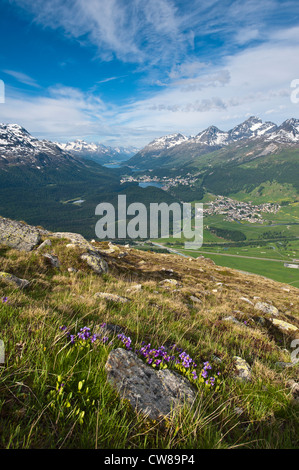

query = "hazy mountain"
[[56, 139, 139, 165]]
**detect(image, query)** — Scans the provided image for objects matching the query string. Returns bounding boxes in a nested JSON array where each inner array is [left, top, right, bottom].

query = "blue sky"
[[0, 0, 299, 146]]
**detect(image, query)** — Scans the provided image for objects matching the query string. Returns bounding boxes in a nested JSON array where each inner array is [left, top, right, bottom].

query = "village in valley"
[[120, 173, 197, 190], [203, 196, 280, 224]]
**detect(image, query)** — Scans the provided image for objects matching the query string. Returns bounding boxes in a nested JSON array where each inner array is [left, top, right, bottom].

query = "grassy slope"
[[0, 237, 298, 449]]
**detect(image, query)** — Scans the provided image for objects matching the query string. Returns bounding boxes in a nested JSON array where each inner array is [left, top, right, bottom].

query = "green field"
[[149, 199, 299, 286]]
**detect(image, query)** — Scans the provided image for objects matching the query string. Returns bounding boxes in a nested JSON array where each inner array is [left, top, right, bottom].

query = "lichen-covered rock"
[[81, 252, 108, 274], [94, 292, 129, 303], [105, 348, 196, 420], [51, 232, 93, 250], [233, 356, 252, 382], [0, 217, 41, 251], [0, 272, 30, 289], [270, 318, 298, 334], [254, 301, 279, 316]]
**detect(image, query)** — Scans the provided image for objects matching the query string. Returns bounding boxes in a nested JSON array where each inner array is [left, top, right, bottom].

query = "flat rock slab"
[[105, 348, 196, 420], [270, 318, 298, 334], [0, 217, 41, 251], [0, 272, 30, 289]]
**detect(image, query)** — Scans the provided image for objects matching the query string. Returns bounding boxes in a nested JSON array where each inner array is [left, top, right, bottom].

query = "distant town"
[[204, 196, 280, 223], [121, 173, 197, 190]]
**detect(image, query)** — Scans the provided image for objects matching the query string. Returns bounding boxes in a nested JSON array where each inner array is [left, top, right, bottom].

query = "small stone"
[[126, 284, 142, 293], [223, 316, 242, 325], [189, 295, 202, 304], [36, 239, 52, 250], [240, 297, 254, 306], [159, 279, 179, 287], [212, 355, 222, 364], [94, 292, 130, 303], [286, 380, 299, 401], [43, 254, 60, 268], [0, 272, 30, 289], [233, 356, 252, 383], [68, 267, 77, 273]]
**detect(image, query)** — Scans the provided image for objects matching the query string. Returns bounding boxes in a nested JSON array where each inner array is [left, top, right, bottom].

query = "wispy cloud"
[[2, 70, 41, 88], [9, 0, 184, 65], [96, 76, 127, 85], [2, 1, 299, 146]]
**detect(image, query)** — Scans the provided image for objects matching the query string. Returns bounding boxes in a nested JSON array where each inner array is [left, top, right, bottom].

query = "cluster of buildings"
[[204, 196, 280, 223], [121, 174, 197, 189]]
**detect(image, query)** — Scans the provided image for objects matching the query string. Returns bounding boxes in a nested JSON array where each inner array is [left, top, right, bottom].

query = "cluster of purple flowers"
[[1, 297, 8, 303], [59, 325, 220, 389], [177, 351, 197, 369], [136, 342, 175, 368], [117, 333, 132, 350], [59, 325, 108, 346], [200, 361, 219, 387]]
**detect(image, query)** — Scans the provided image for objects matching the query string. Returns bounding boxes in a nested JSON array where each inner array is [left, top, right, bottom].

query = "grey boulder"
[[105, 348, 196, 420]]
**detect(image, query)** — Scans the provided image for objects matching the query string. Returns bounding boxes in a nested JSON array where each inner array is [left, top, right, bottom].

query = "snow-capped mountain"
[[0, 124, 79, 168], [191, 117, 277, 146], [56, 139, 139, 164], [0, 124, 139, 169], [145, 133, 188, 152], [229, 116, 277, 141], [192, 126, 230, 146], [126, 117, 299, 169], [126, 133, 188, 166], [267, 118, 299, 143]]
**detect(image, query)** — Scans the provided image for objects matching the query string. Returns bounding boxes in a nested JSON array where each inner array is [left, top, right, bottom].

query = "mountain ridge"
[[126, 116, 299, 170]]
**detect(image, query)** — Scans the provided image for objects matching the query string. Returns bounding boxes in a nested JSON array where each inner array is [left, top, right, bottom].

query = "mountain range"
[[0, 123, 81, 169], [56, 139, 139, 165], [126, 117, 299, 170]]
